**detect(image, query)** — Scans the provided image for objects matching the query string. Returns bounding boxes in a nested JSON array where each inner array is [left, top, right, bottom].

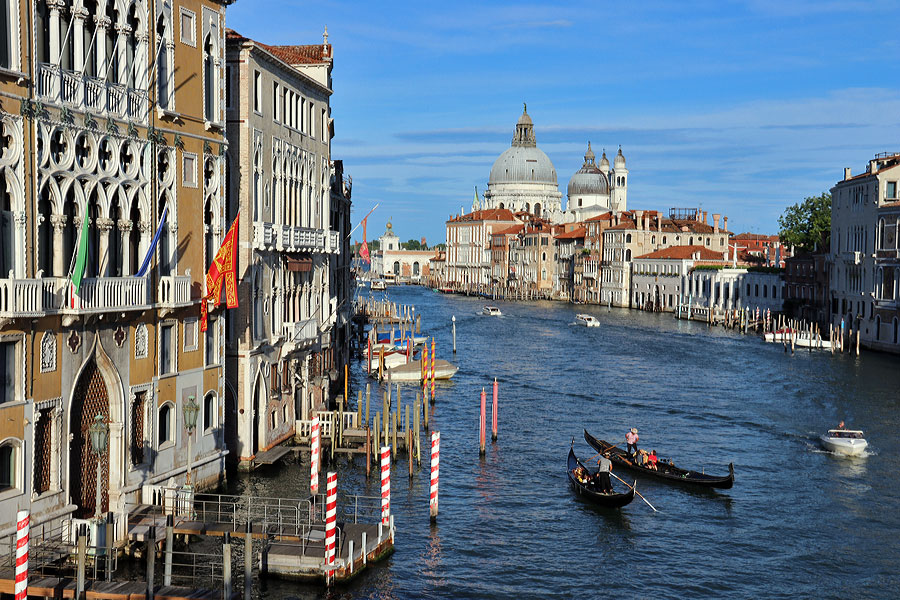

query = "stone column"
[[115, 24, 130, 85], [166, 40, 176, 107], [72, 6, 89, 72], [118, 219, 132, 275], [96, 217, 115, 277], [136, 33, 149, 90], [95, 16, 111, 79], [50, 214, 67, 277], [48, 0, 65, 64], [137, 220, 151, 271]]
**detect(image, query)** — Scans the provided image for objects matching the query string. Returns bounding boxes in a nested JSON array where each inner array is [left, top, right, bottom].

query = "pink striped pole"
[[479, 388, 486, 455], [491, 378, 498, 441], [324, 472, 337, 585], [310, 416, 320, 495], [429, 431, 440, 522], [14, 510, 28, 600], [380, 446, 391, 526]]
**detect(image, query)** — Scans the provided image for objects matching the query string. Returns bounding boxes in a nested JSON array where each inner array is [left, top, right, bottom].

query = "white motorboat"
[[371, 279, 387, 291], [820, 429, 868, 456], [368, 350, 409, 371], [575, 314, 600, 327], [764, 328, 796, 342], [482, 306, 502, 316]]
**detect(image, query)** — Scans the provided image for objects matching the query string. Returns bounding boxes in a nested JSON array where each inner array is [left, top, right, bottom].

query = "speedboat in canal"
[[482, 306, 502, 316], [575, 314, 600, 327], [371, 279, 387, 291], [820, 429, 868, 456]]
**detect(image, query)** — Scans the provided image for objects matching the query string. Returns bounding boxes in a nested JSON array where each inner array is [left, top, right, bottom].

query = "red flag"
[[202, 212, 240, 331]]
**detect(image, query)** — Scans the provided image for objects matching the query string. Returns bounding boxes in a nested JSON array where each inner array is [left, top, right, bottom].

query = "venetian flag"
[[69, 211, 91, 308], [201, 212, 240, 332], [359, 217, 370, 264], [135, 204, 169, 278]]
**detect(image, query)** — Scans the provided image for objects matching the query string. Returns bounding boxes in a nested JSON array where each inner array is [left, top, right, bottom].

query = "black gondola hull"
[[584, 429, 735, 489], [567, 447, 636, 508]]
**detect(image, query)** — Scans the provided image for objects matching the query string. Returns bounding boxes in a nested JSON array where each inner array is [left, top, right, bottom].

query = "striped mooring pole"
[[310, 416, 320, 495], [430, 431, 440, 522], [492, 378, 499, 441], [430, 338, 436, 400], [479, 388, 486, 455], [324, 472, 337, 585], [15, 510, 28, 600], [380, 446, 391, 526]]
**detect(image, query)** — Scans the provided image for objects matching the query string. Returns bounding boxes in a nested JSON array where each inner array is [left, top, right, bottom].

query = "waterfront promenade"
[[228, 285, 900, 599]]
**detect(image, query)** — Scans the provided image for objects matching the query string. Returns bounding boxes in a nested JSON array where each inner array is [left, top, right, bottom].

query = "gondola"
[[583, 429, 735, 489], [566, 446, 636, 508]]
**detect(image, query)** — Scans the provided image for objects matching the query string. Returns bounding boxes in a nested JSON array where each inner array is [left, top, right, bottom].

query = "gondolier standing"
[[596, 455, 613, 494], [625, 428, 639, 456]]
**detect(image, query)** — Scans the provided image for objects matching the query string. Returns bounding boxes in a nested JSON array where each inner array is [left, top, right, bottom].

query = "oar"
[[609, 471, 658, 512]]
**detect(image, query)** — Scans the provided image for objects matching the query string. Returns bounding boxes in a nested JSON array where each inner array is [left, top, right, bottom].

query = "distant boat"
[[482, 306, 502, 316], [764, 328, 796, 342], [371, 279, 387, 291], [575, 314, 600, 327], [820, 429, 868, 456]]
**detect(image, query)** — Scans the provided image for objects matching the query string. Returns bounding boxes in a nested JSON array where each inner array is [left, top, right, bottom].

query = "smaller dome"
[[518, 103, 533, 126], [614, 147, 626, 168], [567, 143, 609, 198]]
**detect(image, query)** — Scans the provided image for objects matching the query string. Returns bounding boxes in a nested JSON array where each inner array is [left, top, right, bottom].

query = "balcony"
[[281, 318, 319, 353], [0, 276, 151, 318], [158, 275, 193, 309], [253, 221, 277, 251], [258, 223, 341, 254], [37, 63, 148, 122]]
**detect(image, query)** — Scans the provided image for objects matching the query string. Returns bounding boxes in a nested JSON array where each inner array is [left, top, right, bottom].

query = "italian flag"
[[70, 213, 90, 308]]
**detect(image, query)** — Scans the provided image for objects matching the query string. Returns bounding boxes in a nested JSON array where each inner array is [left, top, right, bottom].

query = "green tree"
[[778, 192, 831, 253], [434, 243, 446, 251], [404, 239, 422, 250]]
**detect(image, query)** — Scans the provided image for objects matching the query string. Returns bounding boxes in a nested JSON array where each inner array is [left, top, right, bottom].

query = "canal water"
[[234, 286, 900, 599]]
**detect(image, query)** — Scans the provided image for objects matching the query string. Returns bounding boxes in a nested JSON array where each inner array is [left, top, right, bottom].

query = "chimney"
[[703, 211, 708, 225], [723, 216, 728, 232], [713, 213, 720, 233], [634, 210, 644, 231], [657, 215, 662, 233], [844, 167, 852, 180]]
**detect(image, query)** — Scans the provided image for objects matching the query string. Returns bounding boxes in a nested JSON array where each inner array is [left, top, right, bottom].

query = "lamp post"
[[183, 395, 199, 487], [88, 414, 108, 521]]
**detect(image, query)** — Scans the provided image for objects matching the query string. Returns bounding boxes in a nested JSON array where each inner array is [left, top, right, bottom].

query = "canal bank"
[[228, 286, 900, 599]]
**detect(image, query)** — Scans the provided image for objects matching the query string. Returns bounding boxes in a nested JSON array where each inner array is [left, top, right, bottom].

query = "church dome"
[[567, 142, 609, 197], [488, 105, 557, 185], [614, 147, 626, 169]]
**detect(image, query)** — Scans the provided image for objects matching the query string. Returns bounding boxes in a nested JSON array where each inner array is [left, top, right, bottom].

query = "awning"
[[286, 256, 313, 272]]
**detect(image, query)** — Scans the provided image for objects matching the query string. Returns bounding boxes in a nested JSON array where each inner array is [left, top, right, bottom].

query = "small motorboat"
[[482, 306, 502, 316], [387, 358, 460, 382], [368, 350, 408, 371], [764, 328, 795, 342], [371, 279, 387, 291], [567, 446, 635, 508], [820, 429, 868, 456], [575, 314, 600, 327]]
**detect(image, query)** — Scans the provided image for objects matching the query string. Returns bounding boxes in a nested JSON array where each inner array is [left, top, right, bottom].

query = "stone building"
[[0, 0, 229, 539], [224, 28, 345, 469], [830, 152, 900, 351], [784, 253, 829, 326], [554, 225, 585, 301], [631, 246, 727, 311], [507, 218, 555, 298], [731, 232, 791, 267], [371, 222, 432, 281], [444, 208, 517, 293]]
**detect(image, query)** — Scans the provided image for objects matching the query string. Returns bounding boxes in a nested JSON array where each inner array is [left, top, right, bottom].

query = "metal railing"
[[36, 63, 149, 122]]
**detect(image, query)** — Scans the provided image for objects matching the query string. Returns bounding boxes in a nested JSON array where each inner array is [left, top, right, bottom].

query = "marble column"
[[96, 16, 111, 79], [48, 0, 65, 64], [115, 24, 130, 85], [73, 7, 88, 72], [118, 219, 132, 275], [96, 217, 115, 277], [50, 214, 67, 277]]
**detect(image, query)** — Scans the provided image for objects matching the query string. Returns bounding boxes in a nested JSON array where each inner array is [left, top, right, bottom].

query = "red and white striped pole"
[[380, 446, 391, 526], [492, 378, 498, 441], [479, 388, 486, 455], [310, 416, 320, 495], [324, 472, 337, 585], [429, 431, 440, 522], [15, 510, 28, 600]]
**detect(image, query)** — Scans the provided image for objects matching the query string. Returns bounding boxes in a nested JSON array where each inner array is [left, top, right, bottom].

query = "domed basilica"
[[478, 106, 628, 224]]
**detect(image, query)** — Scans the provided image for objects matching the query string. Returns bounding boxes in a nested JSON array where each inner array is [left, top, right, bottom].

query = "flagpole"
[[347, 203, 379, 239]]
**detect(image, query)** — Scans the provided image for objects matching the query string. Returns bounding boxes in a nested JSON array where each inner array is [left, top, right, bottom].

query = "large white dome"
[[489, 145, 558, 185]]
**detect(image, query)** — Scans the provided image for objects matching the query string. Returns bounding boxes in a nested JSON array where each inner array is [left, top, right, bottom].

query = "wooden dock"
[[0, 570, 230, 599], [253, 445, 292, 465]]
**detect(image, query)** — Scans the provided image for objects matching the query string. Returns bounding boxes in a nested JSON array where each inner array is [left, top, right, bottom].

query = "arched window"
[[651, 236, 656, 244], [413, 262, 420, 276], [626, 233, 632, 243], [525, 203, 530, 213], [0, 172, 12, 276], [875, 315, 881, 341], [763, 285, 768, 298], [534, 203, 541, 217], [157, 13, 173, 109], [393, 261, 400, 275], [204, 198, 215, 272], [203, 34, 216, 121], [754, 284, 759, 297], [158, 403, 173, 446], [689, 237, 694, 245], [893, 317, 898, 344], [879, 218, 885, 250], [625, 249, 631, 261], [203, 392, 216, 431]]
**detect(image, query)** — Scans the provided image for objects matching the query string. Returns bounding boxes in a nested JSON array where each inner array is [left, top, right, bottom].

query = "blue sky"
[[228, 0, 900, 244]]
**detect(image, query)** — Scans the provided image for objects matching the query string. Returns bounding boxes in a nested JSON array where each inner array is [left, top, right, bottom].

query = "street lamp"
[[88, 413, 108, 521], [183, 395, 199, 486]]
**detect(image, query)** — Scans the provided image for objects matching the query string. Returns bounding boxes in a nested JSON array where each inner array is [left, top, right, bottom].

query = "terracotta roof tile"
[[448, 208, 517, 223], [635, 245, 727, 260], [226, 28, 332, 64], [555, 226, 586, 240]]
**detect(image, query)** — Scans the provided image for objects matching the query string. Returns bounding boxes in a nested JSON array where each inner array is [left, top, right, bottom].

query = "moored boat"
[[820, 429, 868, 456], [482, 306, 502, 316], [575, 314, 600, 327], [386, 358, 459, 382], [583, 429, 735, 489], [567, 446, 635, 508], [371, 279, 387, 291]]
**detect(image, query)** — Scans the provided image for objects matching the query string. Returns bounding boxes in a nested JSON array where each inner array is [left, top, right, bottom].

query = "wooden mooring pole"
[[452, 315, 457, 353], [146, 534, 155, 600], [479, 388, 486, 456], [223, 532, 233, 600], [245, 522, 253, 600], [163, 514, 174, 587]]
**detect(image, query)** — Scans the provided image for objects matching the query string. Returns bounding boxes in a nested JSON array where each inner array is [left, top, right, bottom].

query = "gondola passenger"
[[647, 450, 659, 470]]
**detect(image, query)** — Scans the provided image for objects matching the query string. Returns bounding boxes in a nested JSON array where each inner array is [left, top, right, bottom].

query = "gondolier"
[[625, 428, 639, 456], [596, 455, 613, 493]]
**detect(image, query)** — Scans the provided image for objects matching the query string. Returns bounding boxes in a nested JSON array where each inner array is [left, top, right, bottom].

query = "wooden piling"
[[414, 395, 421, 465], [408, 429, 413, 478], [374, 414, 381, 465], [244, 522, 253, 600], [146, 533, 155, 600], [164, 514, 174, 586], [422, 391, 429, 430], [366, 426, 371, 477], [223, 532, 232, 600], [365, 383, 371, 425], [452, 315, 457, 353], [76, 528, 86, 598]]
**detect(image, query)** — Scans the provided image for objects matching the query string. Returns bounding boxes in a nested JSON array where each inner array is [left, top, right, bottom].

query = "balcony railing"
[[0, 276, 151, 317], [158, 275, 192, 308], [36, 63, 149, 122], [257, 223, 341, 254], [282, 318, 319, 351]]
